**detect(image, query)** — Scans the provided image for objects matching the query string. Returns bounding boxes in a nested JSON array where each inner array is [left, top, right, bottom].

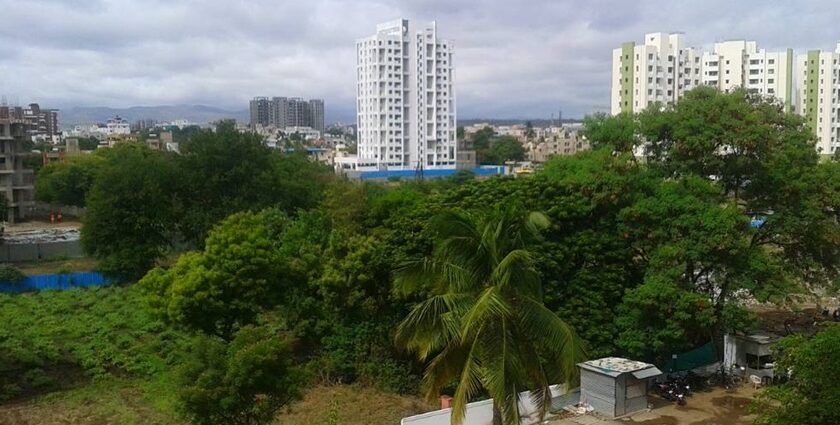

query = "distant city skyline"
[[3, 1, 840, 119]]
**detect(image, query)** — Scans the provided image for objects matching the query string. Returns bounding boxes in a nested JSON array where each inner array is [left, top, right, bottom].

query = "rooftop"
[[735, 334, 780, 344], [578, 357, 658, 377]]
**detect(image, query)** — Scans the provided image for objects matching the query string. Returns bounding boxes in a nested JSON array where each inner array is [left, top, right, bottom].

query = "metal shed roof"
[[578, 357, 662, 378]]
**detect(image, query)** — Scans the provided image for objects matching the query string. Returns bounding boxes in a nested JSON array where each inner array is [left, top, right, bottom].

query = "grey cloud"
[[1, 0, 839, 121]]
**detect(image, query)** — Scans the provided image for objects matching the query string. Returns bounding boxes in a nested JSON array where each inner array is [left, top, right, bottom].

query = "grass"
[[0, 281, 432, 425], [15, 257, 99, 276], [0, 378, 179, 425], [275, 385, 433, 425], [0, 381, 431, 425]]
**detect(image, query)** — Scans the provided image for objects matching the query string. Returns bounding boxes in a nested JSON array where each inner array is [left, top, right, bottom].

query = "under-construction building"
[[0, 106, 35, 223]]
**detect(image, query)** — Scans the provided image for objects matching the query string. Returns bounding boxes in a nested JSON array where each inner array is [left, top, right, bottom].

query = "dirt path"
[[552, 386, 757, 425]]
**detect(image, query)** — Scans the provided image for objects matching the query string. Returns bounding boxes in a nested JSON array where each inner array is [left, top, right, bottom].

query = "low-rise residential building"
[[527, 127, 589, 162]]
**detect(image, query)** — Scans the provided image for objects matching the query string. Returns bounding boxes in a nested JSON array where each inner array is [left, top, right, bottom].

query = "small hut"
[[578, 357, 662, 418], [723, 334, 779, 380]]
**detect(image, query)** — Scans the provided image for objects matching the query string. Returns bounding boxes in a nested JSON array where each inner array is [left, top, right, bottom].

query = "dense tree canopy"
[[76, 125, 332, 279], [23, 86, 840, 424], [35, 154, 105, 207], [81, 143, 179, 279], [176, 123, 329, 245], [140, 209, 289, 340], [482, 135, 526, 164], [176, 326, 305, 425], [752, 325, 840, 425]]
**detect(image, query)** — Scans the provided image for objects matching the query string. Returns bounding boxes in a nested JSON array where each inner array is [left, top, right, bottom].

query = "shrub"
[[0, 264, 26, 283]]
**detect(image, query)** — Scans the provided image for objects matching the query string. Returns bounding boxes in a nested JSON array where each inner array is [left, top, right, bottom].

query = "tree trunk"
[[711, 279, 731, 361], [492, 403, 503, 425]]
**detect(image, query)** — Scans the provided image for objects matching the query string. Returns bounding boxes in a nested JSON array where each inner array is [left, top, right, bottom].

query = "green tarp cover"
[[660, 342, 717, 373]]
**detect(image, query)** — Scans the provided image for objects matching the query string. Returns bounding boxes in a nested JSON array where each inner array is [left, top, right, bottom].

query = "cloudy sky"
[[1, 0, 838, 121]]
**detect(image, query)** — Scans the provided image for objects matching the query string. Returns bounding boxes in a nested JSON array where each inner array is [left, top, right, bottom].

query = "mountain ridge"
[[59, 104, 249, 127]]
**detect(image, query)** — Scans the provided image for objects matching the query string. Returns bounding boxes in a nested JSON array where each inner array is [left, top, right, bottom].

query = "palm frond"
[[491, 249, 540, 297], [420, 340, 471, 402], [515, 338, 552, 421], [450, 337, 484, 425], [460, 286, 512, 341], [479, 319, 527, 425], [395, 293, 471, 360], [517, 297, 586, 386]]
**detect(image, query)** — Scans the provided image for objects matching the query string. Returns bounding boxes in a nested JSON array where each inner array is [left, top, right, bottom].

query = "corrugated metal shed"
[[578, 357, 662, 418]]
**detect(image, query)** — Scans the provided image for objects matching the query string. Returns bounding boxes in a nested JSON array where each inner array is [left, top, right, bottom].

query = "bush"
[[311, 322, 420, 394], [175, 326, 305, 425], [0, 264, 26, 283]]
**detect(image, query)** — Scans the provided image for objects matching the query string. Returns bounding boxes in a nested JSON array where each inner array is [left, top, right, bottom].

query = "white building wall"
[[797, 47, 840, 154], [610, 48, 623, 114], [612, 32, 702, 114], [356, 19, 456, 171], [400, 385, 577, 425], [702, 40, 793, 107]]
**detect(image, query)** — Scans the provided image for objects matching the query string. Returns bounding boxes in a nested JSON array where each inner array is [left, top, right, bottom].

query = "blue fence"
[[0, 272, 111, 293], [358, 166, 507, 180]]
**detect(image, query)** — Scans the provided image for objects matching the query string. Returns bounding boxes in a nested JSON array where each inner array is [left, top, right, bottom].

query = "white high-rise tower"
[[354, 19, 456, 171]]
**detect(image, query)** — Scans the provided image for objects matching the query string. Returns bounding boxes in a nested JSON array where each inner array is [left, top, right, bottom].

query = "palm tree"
[[395, 208, 585, 425]]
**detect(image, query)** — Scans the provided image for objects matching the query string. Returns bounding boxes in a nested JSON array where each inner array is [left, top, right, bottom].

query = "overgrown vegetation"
[[0, 286, 187, 403], [8, 87, 840, 424]]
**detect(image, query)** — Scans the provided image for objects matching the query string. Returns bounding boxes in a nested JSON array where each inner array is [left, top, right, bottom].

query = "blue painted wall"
[[0, 272, 111, 293]]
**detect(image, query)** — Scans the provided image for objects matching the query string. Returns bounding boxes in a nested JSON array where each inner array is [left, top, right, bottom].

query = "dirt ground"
[[275, 385, 433, 425], [551, 386, 757, 425], [3, 221, 81, 232]]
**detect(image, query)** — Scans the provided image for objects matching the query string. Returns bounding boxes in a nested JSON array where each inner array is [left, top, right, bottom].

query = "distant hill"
[[458, 118, 583, 127], [60, 105, 249, 127]]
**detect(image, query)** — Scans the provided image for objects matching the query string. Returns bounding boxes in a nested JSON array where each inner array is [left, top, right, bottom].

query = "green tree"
[[616, 175, 772, 356], [176, 326, 305, 425], [395, 209, 585, 425], [140, 209, 288, 340], [81, 143, 178, 280], [35, 155, 104, 207], [176, 125, 329, 246], [588, 88, 840, 354], [615, 277, 716, 363], [482, 136, 525, 164], [470, 126, 495, 149], [751, 324, 840, 425], [441, 150, 652, 357], [581, 112, 638, 154], [76, 137, 101, 151]]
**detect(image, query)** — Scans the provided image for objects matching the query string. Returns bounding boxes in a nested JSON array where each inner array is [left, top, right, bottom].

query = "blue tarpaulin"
[[358, 166, 506, 180], [0, 272, 111, 293]]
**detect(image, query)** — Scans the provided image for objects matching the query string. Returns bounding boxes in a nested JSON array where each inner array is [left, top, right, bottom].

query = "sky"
[[1, 0, 839, 122]]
